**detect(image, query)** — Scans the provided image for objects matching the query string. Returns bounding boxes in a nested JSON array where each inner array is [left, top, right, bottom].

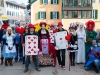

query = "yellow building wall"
[[31, 0, 62, 24], [92, 0, 100, 30]]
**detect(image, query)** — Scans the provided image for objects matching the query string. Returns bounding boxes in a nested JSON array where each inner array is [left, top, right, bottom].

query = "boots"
[[1, 59, 3, 65], [1, 57, 4, 65], [8, 58, 13, 66], [5, 58, 8, 66], [9, 58, 13, 66]]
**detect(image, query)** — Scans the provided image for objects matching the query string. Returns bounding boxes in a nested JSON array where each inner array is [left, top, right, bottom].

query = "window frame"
[[43, 0, 48, 5], [52, 0, 57, 4], [52, 11, 57, 19], [40, 11, 45, 20]]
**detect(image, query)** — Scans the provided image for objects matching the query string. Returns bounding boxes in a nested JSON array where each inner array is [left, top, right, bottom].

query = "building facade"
[[6, 1, 26, 27], [0, 0, 6, 25], [27, 0, 99, 30]]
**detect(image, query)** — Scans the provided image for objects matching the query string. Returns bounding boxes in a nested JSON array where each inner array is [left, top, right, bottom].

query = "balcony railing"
[[62, 0, 92, 7]]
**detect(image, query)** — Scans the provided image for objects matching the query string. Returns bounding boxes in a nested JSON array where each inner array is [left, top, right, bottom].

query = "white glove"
[[55, 46, 59, 50]]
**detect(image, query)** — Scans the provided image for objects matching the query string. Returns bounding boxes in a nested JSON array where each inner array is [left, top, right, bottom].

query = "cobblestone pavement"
[[0, 51, 100, 75]]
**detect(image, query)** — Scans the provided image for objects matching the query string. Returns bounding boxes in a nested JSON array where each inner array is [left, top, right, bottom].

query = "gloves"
[[65, 34, 71, 41]]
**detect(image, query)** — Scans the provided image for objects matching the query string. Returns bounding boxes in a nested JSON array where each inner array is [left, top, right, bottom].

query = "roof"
[[6, 0, 26, 9], [27, 0, 37, 7]]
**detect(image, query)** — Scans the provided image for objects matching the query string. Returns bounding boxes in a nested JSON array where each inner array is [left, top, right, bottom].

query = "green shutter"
[[57, 0, 58, 4], [38, 12, 40, 19], [51, 0, 53, 4], [81, 10, 84, 18], [90, 10, 92, 18], [57, 12, 59, 19], [44, 12, 46, 19], [42, 0, 43, 4], [2, 0, 4, 7], [50, 12, 52, 19], [72, 10, 74, 18], [82, 0, 84, 7], [62, 0, 64, 7], [95, 10, 98, 19], [72, 0, 74, 7], [62, 10, 64, 18]]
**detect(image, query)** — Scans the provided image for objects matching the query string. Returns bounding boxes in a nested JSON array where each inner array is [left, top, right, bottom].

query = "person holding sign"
[[54, 22, 70, 70], [23, 24, 41, 73]]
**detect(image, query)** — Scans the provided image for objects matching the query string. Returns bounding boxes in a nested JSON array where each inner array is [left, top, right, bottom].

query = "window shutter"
[[62, 10, 64, 18], [57, 0, 58, 4], [62, 0, 64, 7], [57, 12, 59, 19], [90, 10, 92, 18], [72, 10, 74, 18], [81, 11, 84, 18], [50, 12, 52, 19], [51, 0, 53, 4], [44, 12, 46, 19], [42, 0, 43, 4], [38, 12, 40, 19], [95, 10, 98, 19]]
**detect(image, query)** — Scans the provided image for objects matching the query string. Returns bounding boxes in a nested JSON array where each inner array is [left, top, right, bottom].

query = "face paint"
[[41, 25, 45, 29]]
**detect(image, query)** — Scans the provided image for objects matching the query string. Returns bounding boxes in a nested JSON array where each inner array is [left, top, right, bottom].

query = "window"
[[83, 0, 92, 6], [62, 10, 92, 19], [6, 4, 8, 7], [38, 11, 46, 20], [10, 11, 11, 15], [73, 11, 81, 18], [51, 0, 58, 4], [42, 0, 48, 4], [0, 0, 4, 7], [63, 0, 72, 6], [63, 11, 72, 18], [99, 0, 100, 3], [92, 0, 95, 3], [92, 9, 98, 19], [7, 11, 9, 15], [82, 11, 92, 18], [50, 11, 59, 19]]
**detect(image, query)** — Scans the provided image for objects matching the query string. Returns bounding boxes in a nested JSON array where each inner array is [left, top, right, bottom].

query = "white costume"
[[76, 23, 86, 63]]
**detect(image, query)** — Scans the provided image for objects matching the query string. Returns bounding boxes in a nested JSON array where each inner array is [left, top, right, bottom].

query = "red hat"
[[86, 20, 95, 30], [40, 22, 46, 27], [58, 22, 63, 26], [28, 24, 36, 29], [50, 24, 54, 27]]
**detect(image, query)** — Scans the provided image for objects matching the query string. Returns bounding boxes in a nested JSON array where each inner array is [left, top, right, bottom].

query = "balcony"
[[62, 0, 92, 7]]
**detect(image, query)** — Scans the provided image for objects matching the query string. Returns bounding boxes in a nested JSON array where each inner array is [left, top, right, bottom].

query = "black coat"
[[68, 33, 78, 50], [38, 29, 50, 39]]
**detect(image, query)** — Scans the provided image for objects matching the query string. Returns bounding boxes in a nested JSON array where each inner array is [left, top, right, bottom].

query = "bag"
[[38, 54, 54, 66]]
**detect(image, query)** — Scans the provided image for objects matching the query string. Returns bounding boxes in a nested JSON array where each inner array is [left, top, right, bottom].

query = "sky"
[[7, 0, 28, 5]]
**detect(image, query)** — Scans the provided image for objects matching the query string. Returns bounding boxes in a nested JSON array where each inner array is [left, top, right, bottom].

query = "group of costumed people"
[[0, 19, 100, 73]]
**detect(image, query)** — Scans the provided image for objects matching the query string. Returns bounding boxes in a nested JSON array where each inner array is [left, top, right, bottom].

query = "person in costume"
[[0, 20, 9, 65], [84, 40, 100, 73], [38, 22, 50, 54], [96, 29, 100, 46], [2, 27, 16, 66], [22, 26, 30, 64], [14, 21, 23, 62], [85, 20, 97, 59], [68, 23, 78, 66], [76, 22, 86, 64], [23, 24, 41, 73], [38, 22, 55, 66], [54, 22, 70, 70], [49, 24, 56, 66], [14, 31, 21, 62]]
